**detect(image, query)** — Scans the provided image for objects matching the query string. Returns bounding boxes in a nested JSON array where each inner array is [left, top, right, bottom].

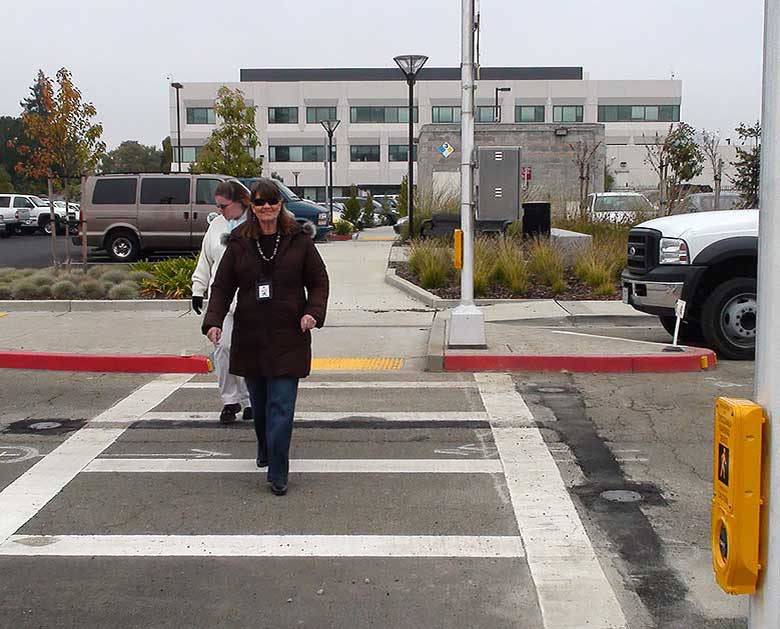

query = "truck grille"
[[626, 228, 661, 273]]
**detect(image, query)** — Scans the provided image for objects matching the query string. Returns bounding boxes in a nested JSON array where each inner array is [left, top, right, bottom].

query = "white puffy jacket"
[[191, 213, 237, 313]]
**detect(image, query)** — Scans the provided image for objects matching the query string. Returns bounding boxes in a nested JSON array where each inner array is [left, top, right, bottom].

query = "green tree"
[[360, 192, 375, 228], [160, 136, 173, 174], [21, 70, 50, 116], [101, 140, 162, 173], [0, 165, 14, 192], [342, 184, 362, 226], [729, 122, 760, 209], [190, 86, 262, 177], [644, 123, 704, 211], [397, 174, 408, 217]]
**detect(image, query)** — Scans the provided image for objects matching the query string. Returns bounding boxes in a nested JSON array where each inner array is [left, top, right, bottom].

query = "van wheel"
[[701, 277, 757, 360], [299, 220, 317, 239], [106, 230, 140, 263], [658, 316, 703, 342]]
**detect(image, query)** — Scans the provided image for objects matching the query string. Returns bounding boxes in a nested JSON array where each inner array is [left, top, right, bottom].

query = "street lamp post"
[[394, 54, 428, 238], [171, 82, 183, 172], [494, 87, 510, 122], [292, 170, 301, 192], [320, 120, 340, 217]]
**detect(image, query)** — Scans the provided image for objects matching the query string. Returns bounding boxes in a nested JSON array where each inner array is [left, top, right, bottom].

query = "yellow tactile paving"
[[312, 357, 404, 371]]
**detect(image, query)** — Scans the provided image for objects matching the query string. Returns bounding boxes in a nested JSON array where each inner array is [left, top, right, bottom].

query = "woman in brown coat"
[[203, 178, 329, 496]]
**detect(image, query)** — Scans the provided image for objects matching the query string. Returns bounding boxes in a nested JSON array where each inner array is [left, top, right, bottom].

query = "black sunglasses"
[[252, 197, 280, 207]]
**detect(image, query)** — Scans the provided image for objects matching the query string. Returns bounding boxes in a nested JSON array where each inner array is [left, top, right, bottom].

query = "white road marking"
[[138, 411, 489, 423], [475, 373, 628, 629], [0, 534, 525, 558], [0, 374, 192, 545], [84, 458, 504, 474], [183, 381, 479, 389], [101, 449, 230, 459], [0, 446, 41, 463], [548, 329, 671, 347]]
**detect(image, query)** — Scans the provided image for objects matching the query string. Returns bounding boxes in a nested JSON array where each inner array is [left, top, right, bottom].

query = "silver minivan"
[[79, 173, 232, 262]]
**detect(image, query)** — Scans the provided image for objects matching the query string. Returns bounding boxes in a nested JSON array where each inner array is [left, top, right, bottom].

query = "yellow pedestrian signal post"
[[454, 229, 463, 270], [711, 398, 765, 594]]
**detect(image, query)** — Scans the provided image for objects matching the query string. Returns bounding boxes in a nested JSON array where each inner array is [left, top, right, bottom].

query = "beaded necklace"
[[255, 232, 281, 262]]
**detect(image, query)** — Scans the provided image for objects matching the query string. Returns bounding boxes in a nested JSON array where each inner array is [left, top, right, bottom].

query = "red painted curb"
[[0, 351, 213, 374], [444, 349, 717, 373]]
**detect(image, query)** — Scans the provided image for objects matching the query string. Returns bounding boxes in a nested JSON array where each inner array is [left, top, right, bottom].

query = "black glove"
[[192, 295, 204, 315]]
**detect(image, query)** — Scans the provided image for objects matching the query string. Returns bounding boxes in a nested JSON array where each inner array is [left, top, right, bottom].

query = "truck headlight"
[[317, 212, 329, 226], [659, 238, 689, 264]]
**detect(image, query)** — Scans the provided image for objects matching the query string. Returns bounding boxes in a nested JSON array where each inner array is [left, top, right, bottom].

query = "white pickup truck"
[[621, 210, 757, 360], [0, 194, 76, 234]]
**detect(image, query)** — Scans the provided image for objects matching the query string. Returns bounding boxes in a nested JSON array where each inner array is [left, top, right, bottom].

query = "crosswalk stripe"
[[181, 381, 478, 390], [0, 534, 525, 558], [84, 458, 503, 474], [137, 411, 490, 423]]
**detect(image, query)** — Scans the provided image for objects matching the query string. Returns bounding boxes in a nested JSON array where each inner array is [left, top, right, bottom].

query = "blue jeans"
[[244, 376, 299, 484]]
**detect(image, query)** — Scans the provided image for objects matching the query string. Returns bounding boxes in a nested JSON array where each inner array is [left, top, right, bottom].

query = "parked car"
[[586, 192, 656, 223], [0, 193, 77, 234], [333, 196, 399, 227], [621, 209, 758, 360], [0, 194, 33, 235], [672, 192, 743, 214], [0, 216, 6, 238], [317, 201, 347, 223], [237, 178, 332, 241]]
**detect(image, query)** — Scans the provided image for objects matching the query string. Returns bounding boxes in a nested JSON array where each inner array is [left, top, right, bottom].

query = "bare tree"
[[569, 139, 602, 218], [701, 130, 723, 210], [644, 123, 703, 214]]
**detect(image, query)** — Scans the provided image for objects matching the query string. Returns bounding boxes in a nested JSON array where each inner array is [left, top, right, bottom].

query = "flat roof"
[[239, 67, 583, 82]]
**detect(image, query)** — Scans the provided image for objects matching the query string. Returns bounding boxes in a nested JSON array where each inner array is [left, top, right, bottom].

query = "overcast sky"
[[0, 0, 765, 149]]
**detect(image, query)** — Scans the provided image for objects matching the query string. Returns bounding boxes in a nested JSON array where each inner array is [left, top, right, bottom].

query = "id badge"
[[256, 280, 272, 302]]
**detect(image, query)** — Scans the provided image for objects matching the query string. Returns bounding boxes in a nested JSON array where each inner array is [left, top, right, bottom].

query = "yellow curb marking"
[[0, 313, 6, 318], [312, 357, 404, 371]]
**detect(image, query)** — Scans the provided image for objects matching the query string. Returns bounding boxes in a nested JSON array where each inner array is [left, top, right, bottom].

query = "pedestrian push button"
[[711, 397, 764, 595]]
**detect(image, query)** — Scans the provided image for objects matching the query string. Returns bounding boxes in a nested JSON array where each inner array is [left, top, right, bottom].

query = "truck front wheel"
[[658, 316, 703, 342], [701, 277, 757, 361]]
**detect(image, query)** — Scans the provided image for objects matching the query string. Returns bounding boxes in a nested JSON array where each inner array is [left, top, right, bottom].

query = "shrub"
[[594, 282, 616, 297], [493, 237, 529, 294], [506, 221, 523, 240], [80, 279, 108, 299], [108, 281, 140, 300], [0, 283, 11, 299], [527, 237, 566, 289], [100, 268, 129, 285], [87, 265, 111, 279], [473, 236, 498, 297], [138, 256, 198, 298], [409, 240, 452, 289], [37, 284, 52, 299], [360, 192, 375, 228], [10, 280, 41, 300], [50, 280, 81, 300], [333, 220, 353, 236], [128, 270, 154, 284], [574, 240, 624, 289], [0, 268, 17, 282], [29, 272, 55, 287], [342, 185, 362, 226]]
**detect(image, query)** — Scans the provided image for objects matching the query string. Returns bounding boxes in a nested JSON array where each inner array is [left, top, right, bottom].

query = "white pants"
[[214, 311, 250, 407]]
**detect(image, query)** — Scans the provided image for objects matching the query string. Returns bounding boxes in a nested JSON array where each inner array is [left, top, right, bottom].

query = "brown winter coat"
[[202, 226, 329, 378]]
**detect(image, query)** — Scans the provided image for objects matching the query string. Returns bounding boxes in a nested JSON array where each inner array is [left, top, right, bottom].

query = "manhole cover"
[[29, 421, 62, 430], [600, 490, 643, 503]]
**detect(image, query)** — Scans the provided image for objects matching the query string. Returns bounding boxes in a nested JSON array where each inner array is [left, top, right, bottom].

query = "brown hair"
[[214, 180, 251, 209], [237, 178, 299, 239]]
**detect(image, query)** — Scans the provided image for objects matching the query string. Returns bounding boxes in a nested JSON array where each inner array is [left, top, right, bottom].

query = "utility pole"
[[448, 0, 486, 348], [751, 1, 780, 626]]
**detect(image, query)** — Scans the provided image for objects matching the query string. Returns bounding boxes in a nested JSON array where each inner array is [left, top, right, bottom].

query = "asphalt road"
[[0, 232, 193, 268], [0, 360, 752, 628]]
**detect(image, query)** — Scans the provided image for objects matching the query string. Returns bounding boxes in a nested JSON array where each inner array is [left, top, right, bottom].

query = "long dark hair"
[[237, 178, 299, 239], [214, 180, 251, 209]]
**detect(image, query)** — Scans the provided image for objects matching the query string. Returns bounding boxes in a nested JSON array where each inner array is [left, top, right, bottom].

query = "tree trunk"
[[715, 160, 722, 210], [63, 183, 71, 271], [81, 175, 88, 270], [48, 177, 58, 268]]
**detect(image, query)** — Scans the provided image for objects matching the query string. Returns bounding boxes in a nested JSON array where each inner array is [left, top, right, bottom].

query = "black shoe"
[[256, 442, 268, 468], [219, 403, 241, 424], [270, 481, 288, 496], [242, 406, 253, 421]]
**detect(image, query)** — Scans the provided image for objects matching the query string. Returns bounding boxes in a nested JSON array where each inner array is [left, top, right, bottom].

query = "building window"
[[306, 107, 337, 123], [175, 146, 202, 163], [350, 145, 381, 162], [186, 108, 215, 124], [269, 145, 336, 162], [350, 106, 418, 123], [302, 187, 326, 202], [268, 107, 299, 124], [515, 106, 545, 123], [553, 105, 584, 123], [598, 105, 680, 122], [388, 144, 417, 162], [475, 106, 498, 123], [432, 106, 461, 123]]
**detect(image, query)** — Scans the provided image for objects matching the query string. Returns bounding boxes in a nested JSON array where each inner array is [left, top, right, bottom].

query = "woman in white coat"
[[191, 180, 251, 423]]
